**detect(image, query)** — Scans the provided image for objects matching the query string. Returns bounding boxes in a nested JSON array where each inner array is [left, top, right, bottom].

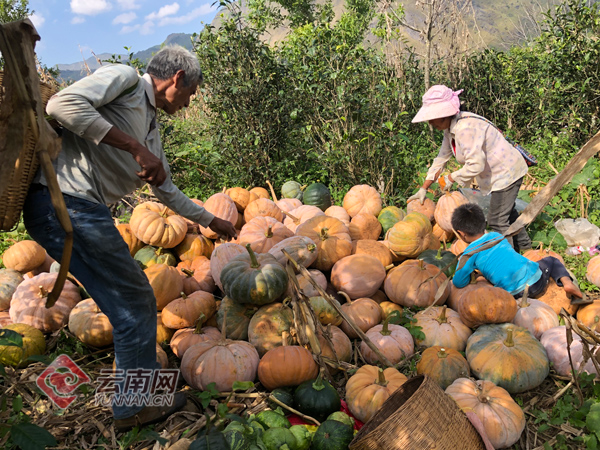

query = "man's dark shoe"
[[114, 392, 187, 432]]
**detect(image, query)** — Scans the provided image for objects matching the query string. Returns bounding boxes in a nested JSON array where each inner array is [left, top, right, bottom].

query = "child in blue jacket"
[[451, 203, 585, 303]]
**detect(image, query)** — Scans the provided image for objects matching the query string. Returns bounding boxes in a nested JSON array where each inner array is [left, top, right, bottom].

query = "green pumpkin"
[[255, 410, 291, 429], [262, 428, 298, 450], [289, 425, 312, 450], [282, 181, 305, 200], [221, 244, 288, 306], [224, 422, 252, 450], [216, 296, 258, 340], [268, 387, 295, 410], [293, 371, 341, 422], [189, 429, 230, 450], [134, 245, 176, 269], [0, 268, 23, 310], [377, 206, 406, 234], [311, 420, 353, 450], [0, 324, 46, 367], [417, 246, 457, 277], [308, 296, 343, 326], [327, 411, 355, 428], [302, 183, 332, 211]]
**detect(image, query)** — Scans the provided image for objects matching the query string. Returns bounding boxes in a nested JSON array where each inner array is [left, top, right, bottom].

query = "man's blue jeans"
[[23, 184, 159, 419]]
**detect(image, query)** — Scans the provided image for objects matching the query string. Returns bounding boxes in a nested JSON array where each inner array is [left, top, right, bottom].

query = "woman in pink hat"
[[408, 85, 531, 251]]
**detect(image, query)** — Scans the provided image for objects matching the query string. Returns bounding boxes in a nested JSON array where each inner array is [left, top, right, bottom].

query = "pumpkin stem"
[[319, 228, 329, 241], [469, 272, 477, 284], [337, 291, 352, 304], [307, 243, 317, 253], [160, 206, 169, 217], [182, 268, 195, 278], [281, 331, 290, 347], [384, 264, 395, 271], [266, 179, 278, 202], [436, 306, 448, 324], [38, 286, 48, 298], [193, 313, 207, 334], [245, 244, 260, 268], [265, 226, 274, 238], [312, 368, 326, 391], [380, 315, 392, 336], [286, 213, 300, 225], [418, 259, 425, 270], [376, 368, 389, 386], [437, 244, 443, 259], [157, 247, 164, 255], [520, 285, 530, 308], [437, 348, 448, 358], [504, 328, 515, 347], [181, 292, 187, 300]]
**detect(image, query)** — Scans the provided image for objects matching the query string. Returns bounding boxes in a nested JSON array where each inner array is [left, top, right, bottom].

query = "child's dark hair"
[[451, 203, 486, 236]]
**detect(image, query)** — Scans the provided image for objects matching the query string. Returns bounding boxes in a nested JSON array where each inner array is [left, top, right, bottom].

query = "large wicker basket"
[[0, 71, 58, 231], [349, 375, 486, 450]]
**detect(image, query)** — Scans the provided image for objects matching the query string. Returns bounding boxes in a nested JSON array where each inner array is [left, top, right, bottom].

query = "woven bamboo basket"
[[349, 375, 486, 450], [0, 71, 58, 231]]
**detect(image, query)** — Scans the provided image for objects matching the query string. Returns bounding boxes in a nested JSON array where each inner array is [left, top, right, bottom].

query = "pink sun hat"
[[412, 85, 464, 123]]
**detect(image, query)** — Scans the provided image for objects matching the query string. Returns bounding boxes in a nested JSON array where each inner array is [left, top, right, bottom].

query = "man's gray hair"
[[146, 45, 202, 86]]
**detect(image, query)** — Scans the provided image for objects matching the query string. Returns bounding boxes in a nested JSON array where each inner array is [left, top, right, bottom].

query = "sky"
[[27, 0, 221, 67]]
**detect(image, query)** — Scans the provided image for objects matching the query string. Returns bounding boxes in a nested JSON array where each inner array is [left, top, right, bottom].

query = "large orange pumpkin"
[[523, 244, 564, 265], [276, 198, 302, 214], [161, 290, 217, 329], [287, 269, 327, 298], [466, 324, 549, 394], [181, 329, 259, 392], [199, 193, 239, 239], [324, 206, 350, 227], [170, 322, 221, 358], [536, 279, 578, 316], [432, 223, 454, 243], [174, 233, 214, 261], [413, 306, 472, 352], [244, 198, 283, 223], [330, 254, 386, 299], [349, 213, 382, 241], [383, 260, 449, 307], [417, 346, 470, 390], [177, 256, 215, 293], [283, 205, 324, 233], [257, 333, 319, 390], [446, 378, 526, 449], [68, 298, 113, 347], [156, 313, 175, 344], [576, 300, 600, 332], [434, 191, 469, 233], [339, 292, 382, 339], [457, 282, 517, 328], [226, 187, 258, 212], [450, 238, 469, 256], [0, 269, 23, 311], [587, 255, 600, 287], [345, 365, 407, 423], [209, 243, 246, 291], [239, 216, 294, 253], [296, 216, 353, 271], [249, 186, 270, 200], [2, 240, 46, 273], [129, 201, 187, 248], [116, 223, 145, 257], [9, 272, 81, 333], [318, 325, 352, 365], [360, 318, 414, 364], [540, 326, 598, 377], [351, 240, 393, 267], [144, 264, 184, 311], [342, 185, 382, 217], [406, 197, 436, 222]]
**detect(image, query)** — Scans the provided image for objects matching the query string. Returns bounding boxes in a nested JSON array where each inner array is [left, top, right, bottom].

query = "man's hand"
[[208, 217, 237, 241], [407, 187, 427, 205], [133, 148, 167, 186]]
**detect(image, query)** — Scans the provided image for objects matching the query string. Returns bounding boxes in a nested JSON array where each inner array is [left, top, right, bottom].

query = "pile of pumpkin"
[[2, 181, 600, 450]]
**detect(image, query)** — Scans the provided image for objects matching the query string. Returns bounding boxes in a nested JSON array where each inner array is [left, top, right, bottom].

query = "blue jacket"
[[452, 232, 541, 295]]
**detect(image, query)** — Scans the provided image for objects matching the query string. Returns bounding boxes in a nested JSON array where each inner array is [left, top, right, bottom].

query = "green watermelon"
[[262, 427, 298, 450], [255, 410, 291, 429]]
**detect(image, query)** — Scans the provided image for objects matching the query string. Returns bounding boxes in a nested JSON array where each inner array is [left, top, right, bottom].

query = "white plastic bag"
[[554, 218, 600, 248]]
